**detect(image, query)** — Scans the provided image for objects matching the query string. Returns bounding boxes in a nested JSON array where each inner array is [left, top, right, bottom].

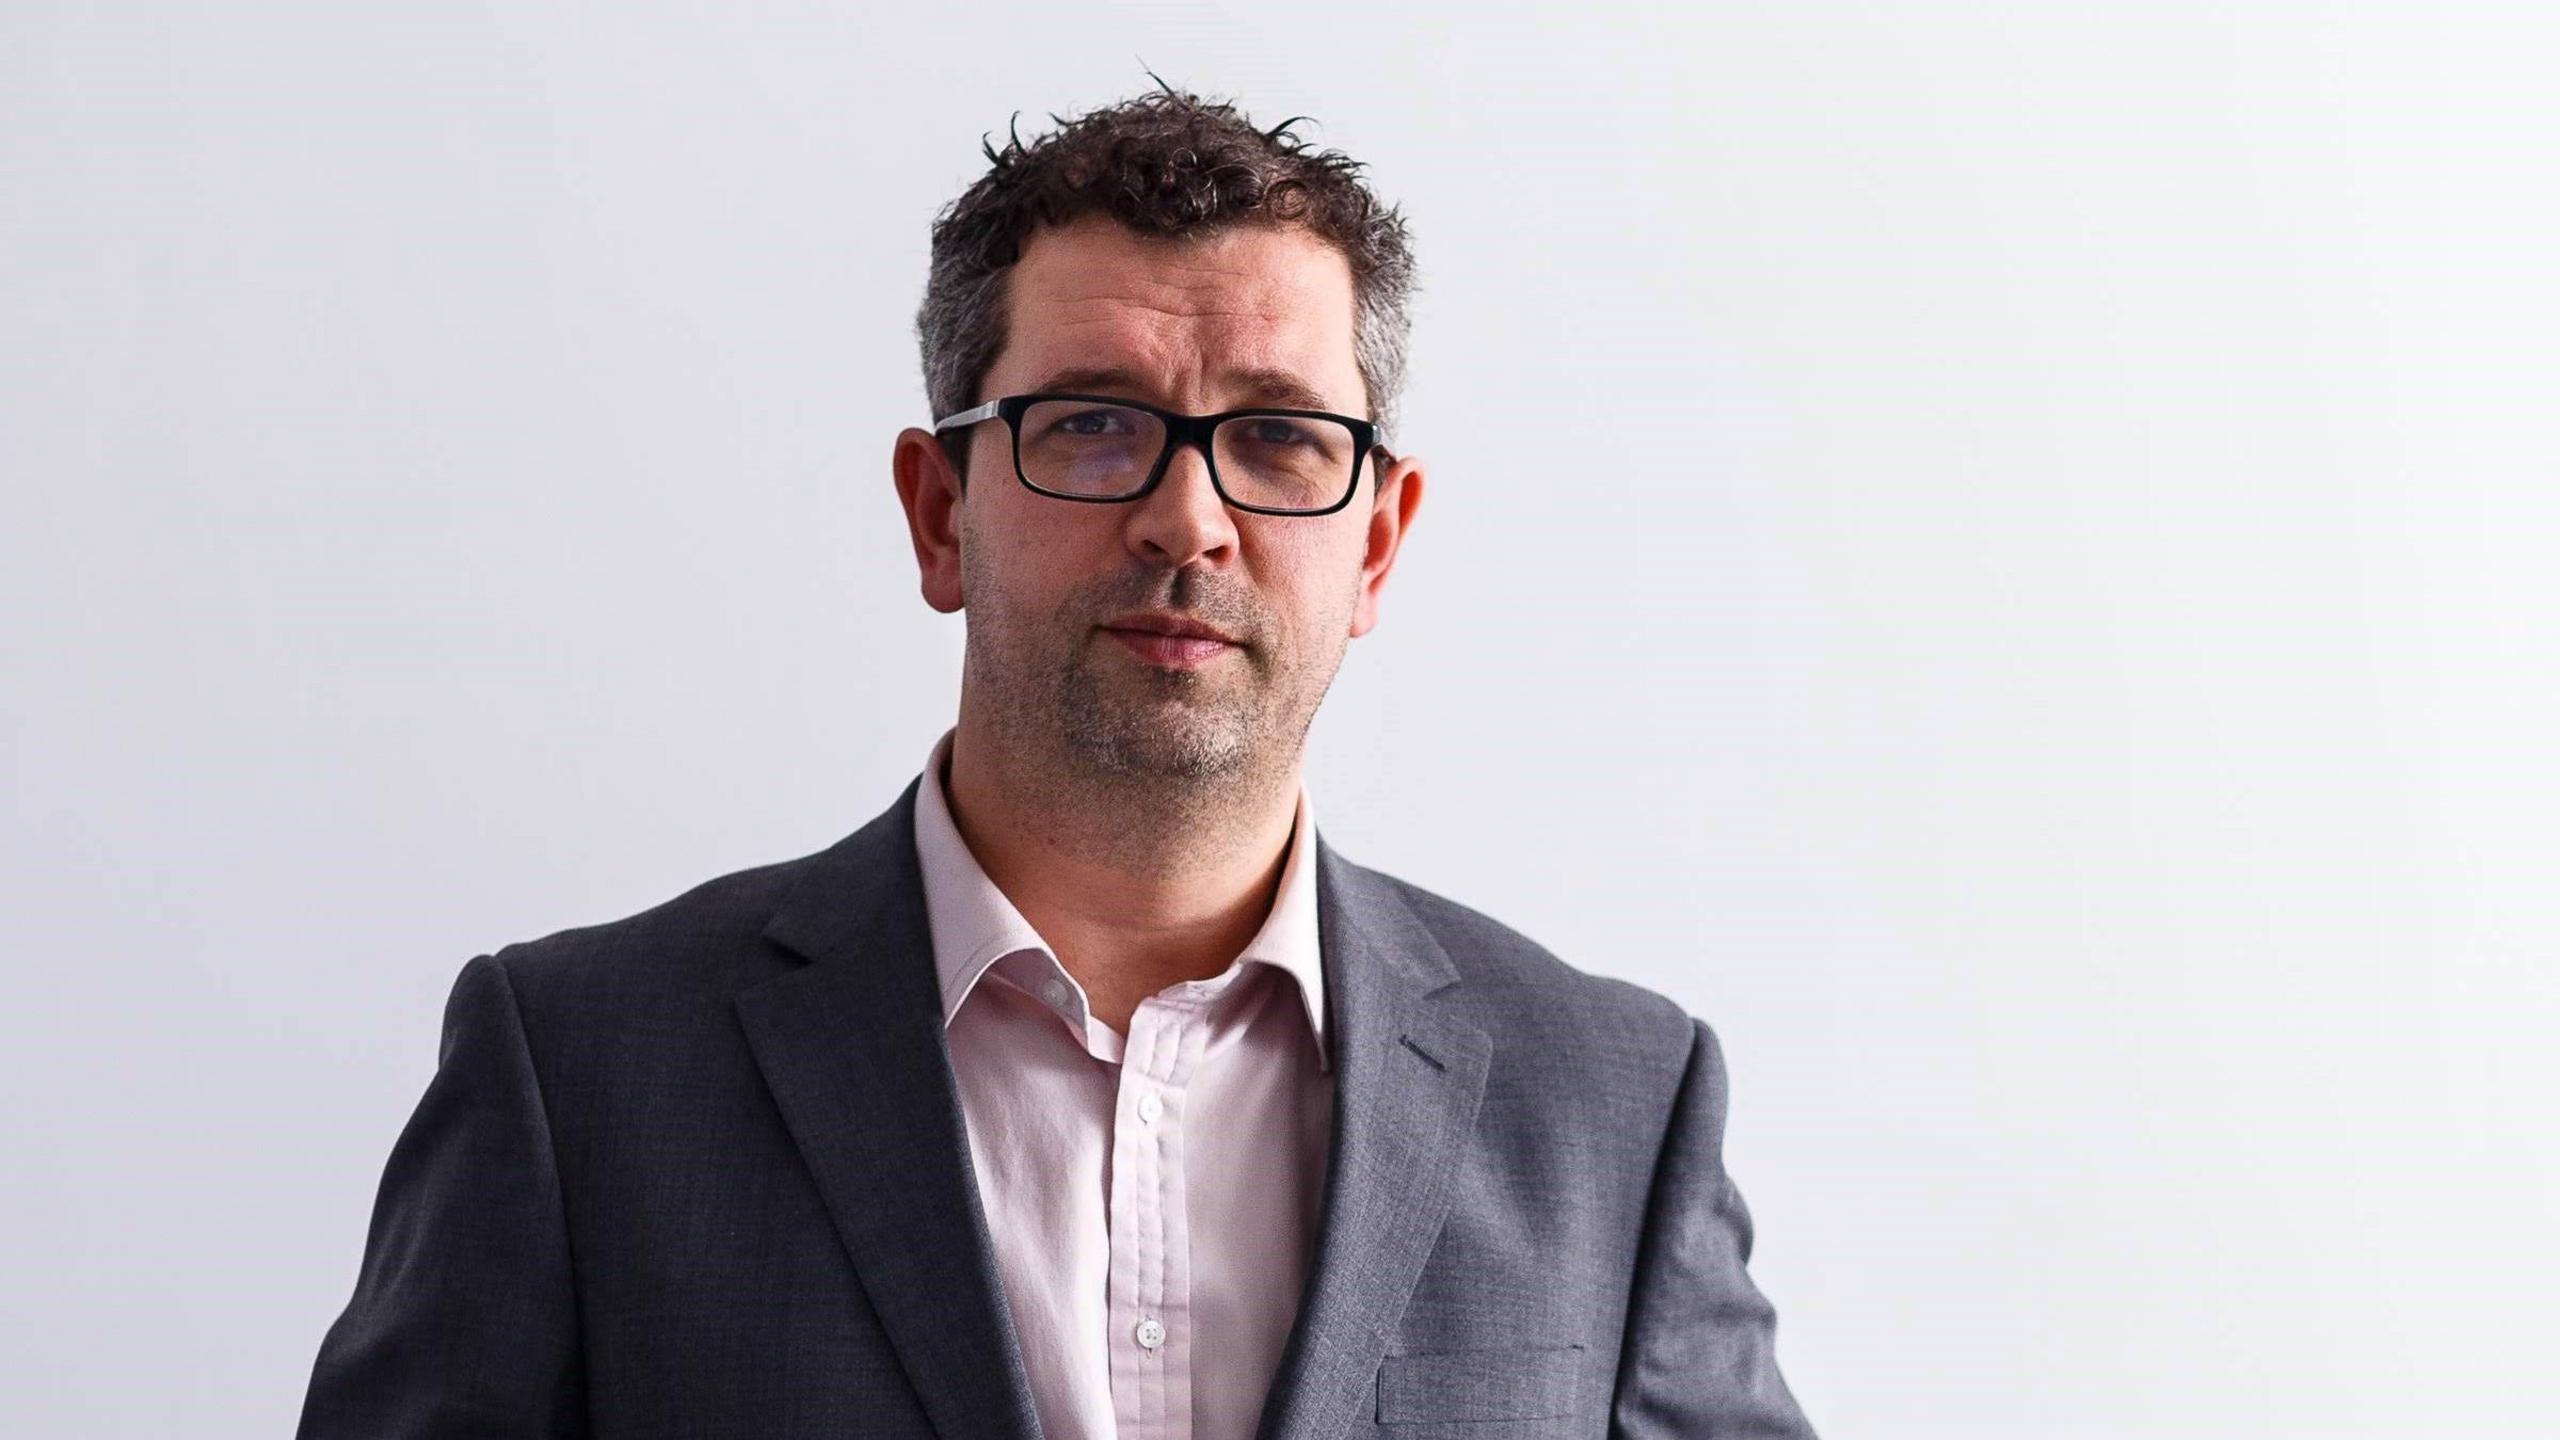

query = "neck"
[[940, 709, 1302, 1032]]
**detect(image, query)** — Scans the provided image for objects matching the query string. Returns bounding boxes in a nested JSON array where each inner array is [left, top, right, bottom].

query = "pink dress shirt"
[[910, 727, 1336, 1440]]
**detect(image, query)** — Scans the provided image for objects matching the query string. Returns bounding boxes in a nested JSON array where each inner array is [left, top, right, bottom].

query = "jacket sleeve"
[[1610, 1017, 1816, 1439], [297, 953, 588, 1439]]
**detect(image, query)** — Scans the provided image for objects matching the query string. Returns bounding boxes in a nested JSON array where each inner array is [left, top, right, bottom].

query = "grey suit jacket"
[[298, 776, 1815, 1438]]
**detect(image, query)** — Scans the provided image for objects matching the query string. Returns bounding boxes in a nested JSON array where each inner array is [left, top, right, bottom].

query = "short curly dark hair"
[[917, 84, 1417, 472]]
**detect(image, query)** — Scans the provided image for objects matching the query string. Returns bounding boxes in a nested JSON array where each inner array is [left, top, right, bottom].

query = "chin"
[[1069, 707, 1255, 780]]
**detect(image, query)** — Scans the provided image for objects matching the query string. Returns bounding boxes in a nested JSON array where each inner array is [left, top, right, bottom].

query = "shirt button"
[[1135, 1091, 1164, 1125], [1042, 977, 1075, 1011], [1134, 1317, 1166, 1350]]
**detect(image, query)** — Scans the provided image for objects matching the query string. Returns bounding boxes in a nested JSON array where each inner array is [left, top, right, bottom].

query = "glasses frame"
[[932, 391, 1386, 517]]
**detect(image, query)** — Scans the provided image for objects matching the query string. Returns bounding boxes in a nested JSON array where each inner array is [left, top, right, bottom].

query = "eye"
[[1242, 417, 1313, 446], [1053, 407, 1139, 438]]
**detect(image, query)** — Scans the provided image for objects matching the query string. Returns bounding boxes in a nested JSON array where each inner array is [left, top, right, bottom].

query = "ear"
[[1349, 450, 1425, 638], [892, 427, 967, 614]]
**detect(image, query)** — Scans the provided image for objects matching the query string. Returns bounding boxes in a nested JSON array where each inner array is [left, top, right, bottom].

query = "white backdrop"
[[4, 4, 2553, 1436]]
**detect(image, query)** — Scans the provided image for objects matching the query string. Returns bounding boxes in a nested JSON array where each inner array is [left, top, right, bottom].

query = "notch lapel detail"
[[735, 777, 1044, 1440], [1254, 839, 1493, 1440]]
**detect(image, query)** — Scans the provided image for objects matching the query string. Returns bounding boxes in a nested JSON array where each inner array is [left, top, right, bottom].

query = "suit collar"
[[1254, 832, 1490, 1440], [739, 776, 1045, 1440], [740, 774, 1487, 1440]]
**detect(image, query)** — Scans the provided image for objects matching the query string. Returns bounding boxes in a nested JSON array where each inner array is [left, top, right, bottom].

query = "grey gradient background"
[[4, 4, 2553, 1437]]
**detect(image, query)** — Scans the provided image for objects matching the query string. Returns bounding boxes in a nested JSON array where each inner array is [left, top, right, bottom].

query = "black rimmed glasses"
[[932, 393, 1384, 517]]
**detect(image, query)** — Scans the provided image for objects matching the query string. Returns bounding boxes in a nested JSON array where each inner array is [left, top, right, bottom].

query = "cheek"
[[963, 494, 1102, 608], [1256, 528, 1370, 638]]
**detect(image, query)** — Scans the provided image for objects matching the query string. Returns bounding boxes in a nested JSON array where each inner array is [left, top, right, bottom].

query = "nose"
[[1123, 437, 1240, 570]]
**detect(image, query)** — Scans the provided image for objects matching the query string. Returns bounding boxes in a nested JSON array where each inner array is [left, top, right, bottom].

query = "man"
[[298, 87, 1816, 1440]]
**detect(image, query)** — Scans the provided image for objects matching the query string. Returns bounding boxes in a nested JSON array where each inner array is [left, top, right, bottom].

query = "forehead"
[[990, 214, 1363, 414]]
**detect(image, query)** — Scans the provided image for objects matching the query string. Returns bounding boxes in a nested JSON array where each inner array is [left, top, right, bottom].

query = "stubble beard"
[[957, 531, 1351, 832], [1053, 639, 1262, 783]]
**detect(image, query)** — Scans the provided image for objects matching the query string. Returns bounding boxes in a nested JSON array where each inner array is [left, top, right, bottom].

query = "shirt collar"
[[908, 726, 1329, 1068]]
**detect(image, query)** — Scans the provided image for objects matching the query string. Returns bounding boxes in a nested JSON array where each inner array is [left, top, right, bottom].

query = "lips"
[[1100, 613, 1242, 668], [1100, 611, 1241, 645]]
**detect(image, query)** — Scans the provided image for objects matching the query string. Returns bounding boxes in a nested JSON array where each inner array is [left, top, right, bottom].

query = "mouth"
[[1098, 612, 1244, 669]]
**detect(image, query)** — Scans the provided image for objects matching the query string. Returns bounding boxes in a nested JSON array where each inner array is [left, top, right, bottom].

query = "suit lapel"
[[733, 777, 1491, 1440], [735, 776, 1044, 1440], [1254, 838, 1492, 1440]]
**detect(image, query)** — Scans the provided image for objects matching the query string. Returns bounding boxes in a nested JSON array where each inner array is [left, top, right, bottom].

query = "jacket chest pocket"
[[1375, 1343, 1586, 1424]]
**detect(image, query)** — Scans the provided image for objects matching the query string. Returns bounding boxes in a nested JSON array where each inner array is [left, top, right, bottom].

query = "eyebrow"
[[1024, 364, 1344, 415]]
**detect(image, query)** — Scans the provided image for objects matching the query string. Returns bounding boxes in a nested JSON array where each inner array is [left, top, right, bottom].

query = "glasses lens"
[[1018, 400, 1166, 498], [1212, 414, 1360, 513]]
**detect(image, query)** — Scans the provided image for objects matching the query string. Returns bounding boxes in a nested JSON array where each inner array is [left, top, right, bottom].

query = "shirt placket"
[[1106, 988, 1215, 1440]]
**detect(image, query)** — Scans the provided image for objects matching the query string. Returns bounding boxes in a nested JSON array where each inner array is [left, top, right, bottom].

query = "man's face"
[[896, 213, 1422, 791]]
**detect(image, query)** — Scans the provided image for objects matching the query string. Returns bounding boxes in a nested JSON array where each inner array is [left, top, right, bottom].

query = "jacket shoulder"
[[1360, 862, 1699, 1071], [476, 846, 824, 1018]]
